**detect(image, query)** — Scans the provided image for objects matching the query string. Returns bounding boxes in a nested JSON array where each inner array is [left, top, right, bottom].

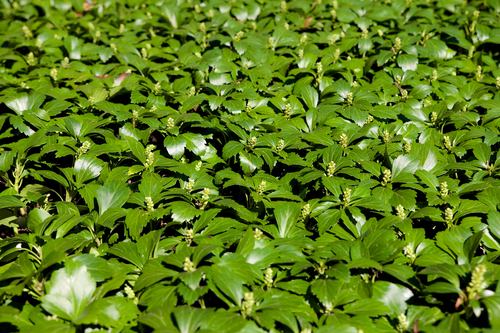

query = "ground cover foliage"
[[0, 0, 499, 331]]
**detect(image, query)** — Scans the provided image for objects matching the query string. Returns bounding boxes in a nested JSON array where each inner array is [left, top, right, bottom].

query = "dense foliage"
[[0, 0, 499, 332]]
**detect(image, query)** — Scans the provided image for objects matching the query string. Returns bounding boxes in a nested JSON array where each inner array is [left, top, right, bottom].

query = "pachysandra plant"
[[0, 0, 499, 332]]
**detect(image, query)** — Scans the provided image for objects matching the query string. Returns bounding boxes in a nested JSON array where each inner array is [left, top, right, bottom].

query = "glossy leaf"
[[41, 263, 96, 322]]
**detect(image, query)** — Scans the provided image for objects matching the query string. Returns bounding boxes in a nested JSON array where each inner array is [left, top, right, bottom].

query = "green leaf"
[[135, 259, 177, 291], [4, 93, 45, 115], [96, 182, 130, 215], [79, 296, 138, 328], [138, 172, 166, 200], [297, 83, 319, 109], [343, 298, 389, 316], [415, 170, 439, 189], [125, 209, 149, 240], [170, 201, 200, 223], [164, 136, 186, 159], [109, 230, 161, 269], [127, 137, 146, 163], [483, 296, 500, 329], [372, 281, 413, 314], [74, 156, 104, 185], [0, 195, 25, 209], [397, 54, 418, 72], [108, 241, 145, 269], [184, 133, 207, 156], [208, 254, 257, 306], [488, 211, 500, 240], [222, 141, 244, 160], [239, 151, 262, 174], [392, 155, 419, 179], [463, 232, 483, 264], [70, 255, 114, 282], [311, 279, 357, 308], [0, 150, 15, 172], [473, 143, 491, 166], [172, 307, 205, 333], [273, 202, 301, 238], [41, 263, 96, 322]]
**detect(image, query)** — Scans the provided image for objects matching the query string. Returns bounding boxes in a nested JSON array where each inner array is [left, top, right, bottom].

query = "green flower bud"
[[253, 228, 264, 240], [443, 135, 452, 151], [275, 139, 285, 152], [440, 181, 449, 198], [475, 65, 483, 81], [184, 178, 195, 192], [241, 292, 255, 317], [466, 264, 487, 301], [301, 203, 311, 219], [326, 161, 336, 177], [444, 207, 454, 227], [183, 257, 196, 272], [342, 188, 352, 206], [77, 141, 91, 157], [257, 180, 266, 195], [247, 136, 257, 149], [264, 267, 273, 288], [396, 313, 409, 332], [22, 25, 33, 38], [339, 133, 349, 148], [185, 229, 194, 245], [403, 244, 416, 262], [50, 68, 58, 81], [27, 52, 37, 66], [145, 196, 154, 212], [396, 205, 406, 219], [392, 37, 401, 54], [431, 69, 438, 81], [144, 145, 156, 168], [382, 129, 391, 143], [403, 140, 412, 153], [381, 169, 392, 186]]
